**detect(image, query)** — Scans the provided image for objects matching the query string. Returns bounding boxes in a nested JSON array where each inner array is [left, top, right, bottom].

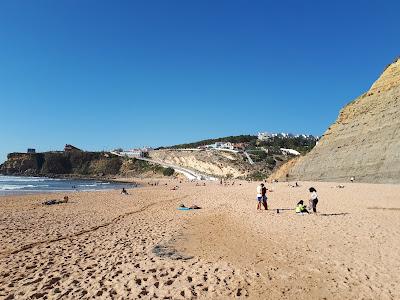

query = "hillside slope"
[[288, 57, 400, 183], [149, 149, 252, 178]]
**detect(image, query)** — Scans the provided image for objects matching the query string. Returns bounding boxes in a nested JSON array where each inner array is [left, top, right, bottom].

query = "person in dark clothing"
[[261, 184, 268, 210]]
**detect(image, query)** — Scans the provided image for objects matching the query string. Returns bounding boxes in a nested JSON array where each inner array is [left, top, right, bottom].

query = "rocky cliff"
[[0, 153, 45, 176], [287, 57, 400, 183], [0, 151, 171, 178]]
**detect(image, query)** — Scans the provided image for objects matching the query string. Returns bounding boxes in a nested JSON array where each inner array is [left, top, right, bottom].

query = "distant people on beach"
[[308, 187, 318, 213], [256, 183, 268, 210], [121, 188, 129, 195], [295, 200, 309, 214], [350, 176, 355, 183], [289, 182, 300, 188]]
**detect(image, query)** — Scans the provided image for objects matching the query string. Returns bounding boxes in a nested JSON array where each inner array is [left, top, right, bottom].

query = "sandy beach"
[[0, 179, 399, 299]]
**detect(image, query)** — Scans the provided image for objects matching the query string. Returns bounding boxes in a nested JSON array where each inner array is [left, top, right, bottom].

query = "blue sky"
[[0, 0, 399, 161]]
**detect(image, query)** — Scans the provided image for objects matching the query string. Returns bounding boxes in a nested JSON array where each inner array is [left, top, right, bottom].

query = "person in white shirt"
[[308, 187, 318, 213], [256, 183, 264, 210]]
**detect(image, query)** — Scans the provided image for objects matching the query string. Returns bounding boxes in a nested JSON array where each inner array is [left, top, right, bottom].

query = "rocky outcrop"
[[0, 153, 44, 175], [0, 151, 169, 178], [288, 57, 400, 183]]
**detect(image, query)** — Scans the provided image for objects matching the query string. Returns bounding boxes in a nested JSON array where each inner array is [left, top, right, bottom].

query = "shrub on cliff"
[[162, 167, 175, 176], [41, 153, 72, 174], [90, 157, 122, 175], [67, 151, 103, 174]]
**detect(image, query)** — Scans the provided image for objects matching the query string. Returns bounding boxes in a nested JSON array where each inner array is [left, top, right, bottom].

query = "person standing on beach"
[[261, 184, 268, 210], [308, 187, 318, 213], [256, 183, 263, 210]]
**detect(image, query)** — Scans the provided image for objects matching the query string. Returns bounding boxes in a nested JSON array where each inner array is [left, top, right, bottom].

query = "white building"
[[280, 148, 301, 156], [258, 132, 272, 141], [212, 142, 234, 150]]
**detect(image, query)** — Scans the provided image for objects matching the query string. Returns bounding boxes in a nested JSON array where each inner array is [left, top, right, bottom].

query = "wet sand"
[[0, 180, 399, 299]]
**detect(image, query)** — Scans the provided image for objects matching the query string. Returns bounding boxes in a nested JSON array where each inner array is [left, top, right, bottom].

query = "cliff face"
[[0, 151, 167, 178], [0, 153, 44, 176], [288, 58, 400, 183], [0, 151, 120, 176]]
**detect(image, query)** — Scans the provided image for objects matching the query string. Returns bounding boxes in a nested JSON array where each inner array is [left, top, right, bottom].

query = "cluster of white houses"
[[258, 132, 317, 141], [117, 147, 153, 158], [198, 142, 248, 151]]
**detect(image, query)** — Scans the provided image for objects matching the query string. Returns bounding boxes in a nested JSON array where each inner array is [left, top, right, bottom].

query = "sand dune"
[[0, 180, 399, 299]]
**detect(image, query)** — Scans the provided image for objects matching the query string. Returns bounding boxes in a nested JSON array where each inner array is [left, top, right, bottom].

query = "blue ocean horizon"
[[0, 175, 134, 195]]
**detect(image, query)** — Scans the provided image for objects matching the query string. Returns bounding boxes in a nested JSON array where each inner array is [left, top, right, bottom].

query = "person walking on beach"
[[308, 187, 318, 213]]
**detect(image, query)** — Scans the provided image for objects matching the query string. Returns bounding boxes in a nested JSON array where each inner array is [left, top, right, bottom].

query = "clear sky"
[[1, 0, 399, 162]]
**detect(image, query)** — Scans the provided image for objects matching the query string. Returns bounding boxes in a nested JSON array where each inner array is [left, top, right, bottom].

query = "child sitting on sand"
[[295, 200, 309, 214]]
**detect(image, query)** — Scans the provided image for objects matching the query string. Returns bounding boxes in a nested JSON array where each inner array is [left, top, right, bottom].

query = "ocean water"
[[0, 175, 135, 195]]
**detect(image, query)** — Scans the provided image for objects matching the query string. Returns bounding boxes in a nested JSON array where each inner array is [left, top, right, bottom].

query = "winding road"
[[110, 151, 216, 181]]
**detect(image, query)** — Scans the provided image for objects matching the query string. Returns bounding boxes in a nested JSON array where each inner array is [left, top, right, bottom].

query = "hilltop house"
[[258, 132, 272, 141], [119, 148, 150, 158], [64, 144, 82, 152], [210, 142, 234, 150], [27, 148, 36, 154]]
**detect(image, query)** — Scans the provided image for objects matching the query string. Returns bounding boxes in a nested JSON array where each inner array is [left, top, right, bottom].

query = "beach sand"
[[0, 180, 399, 299]]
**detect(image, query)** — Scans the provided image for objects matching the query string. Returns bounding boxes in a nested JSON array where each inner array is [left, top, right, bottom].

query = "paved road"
[[110, 152, 216, 181], [243, 151, 254, 165]]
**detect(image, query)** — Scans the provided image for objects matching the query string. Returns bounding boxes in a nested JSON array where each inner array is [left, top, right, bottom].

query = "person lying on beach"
[[295, 200, 309, 214], [178, 204, 201, 210], [43, 196, 69, 206], [121, 188, 129, 195]]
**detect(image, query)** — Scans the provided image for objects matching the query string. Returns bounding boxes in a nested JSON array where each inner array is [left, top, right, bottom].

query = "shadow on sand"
[[367, 207, 400, 211], [319, 213, 349, 216], [273, 209, 350, 216]]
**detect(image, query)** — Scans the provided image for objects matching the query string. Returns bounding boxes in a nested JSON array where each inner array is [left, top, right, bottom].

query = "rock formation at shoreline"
[[0, 151, 170, 179], [288, 57, 400, 183]]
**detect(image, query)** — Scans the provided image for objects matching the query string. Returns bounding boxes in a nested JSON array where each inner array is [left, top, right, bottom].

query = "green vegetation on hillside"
[[256, 136, 317, 155], [162, 135, 257, 149], [165, 134, 316, 155]]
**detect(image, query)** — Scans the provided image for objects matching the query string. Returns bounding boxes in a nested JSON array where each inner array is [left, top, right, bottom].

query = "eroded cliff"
[[288, 57, 400, 183]]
